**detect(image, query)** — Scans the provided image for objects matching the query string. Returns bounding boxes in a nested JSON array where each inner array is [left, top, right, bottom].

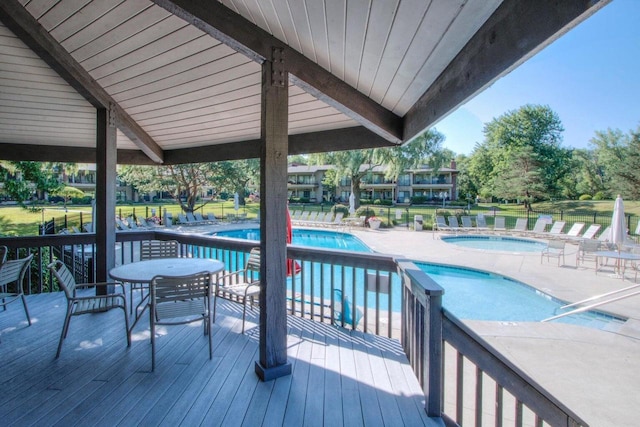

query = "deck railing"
[[0, 230, 588, 426]]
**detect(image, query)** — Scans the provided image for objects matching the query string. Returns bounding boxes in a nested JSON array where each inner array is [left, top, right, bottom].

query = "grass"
[[1, 199, 638, 237]]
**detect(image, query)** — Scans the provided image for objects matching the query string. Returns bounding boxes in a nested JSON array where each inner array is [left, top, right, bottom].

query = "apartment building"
[[288, 162, 458, 204]]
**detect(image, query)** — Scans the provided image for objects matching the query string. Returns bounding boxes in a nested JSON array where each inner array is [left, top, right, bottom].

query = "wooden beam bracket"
[[271, 47, 286, 88]]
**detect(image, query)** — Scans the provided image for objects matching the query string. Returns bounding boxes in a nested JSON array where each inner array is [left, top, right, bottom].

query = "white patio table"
[[594, 250, 640, 278], [110, 258, 225, 330]]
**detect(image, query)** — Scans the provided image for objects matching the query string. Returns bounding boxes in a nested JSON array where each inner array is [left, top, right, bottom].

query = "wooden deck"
[[0, 291, 433, 426]]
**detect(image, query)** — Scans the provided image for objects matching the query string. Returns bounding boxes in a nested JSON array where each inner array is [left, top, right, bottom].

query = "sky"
[[434, 0, 640, 155]]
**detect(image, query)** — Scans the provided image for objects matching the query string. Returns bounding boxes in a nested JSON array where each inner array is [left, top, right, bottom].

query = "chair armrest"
[[75, 282, 126, 294]]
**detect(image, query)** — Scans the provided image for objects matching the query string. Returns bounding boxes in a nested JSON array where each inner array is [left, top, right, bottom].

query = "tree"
[[207, 159, 260, 205], [0, 161, 60, 209], [310, 129, 445, 208], [51, 185, 85, 209], [119, 164, 214, 213], [590, 126, 640, 199], [467, 104, 569, 205]]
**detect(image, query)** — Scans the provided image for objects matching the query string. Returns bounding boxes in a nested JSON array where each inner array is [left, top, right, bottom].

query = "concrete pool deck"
[[170, 222, 639, 425], [349, 227, 640, 427]]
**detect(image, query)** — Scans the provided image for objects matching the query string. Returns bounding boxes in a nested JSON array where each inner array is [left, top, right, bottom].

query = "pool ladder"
[[541, 283, 640, 322]]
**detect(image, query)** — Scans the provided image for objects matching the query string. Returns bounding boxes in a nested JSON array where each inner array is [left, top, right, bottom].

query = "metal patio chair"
[[0, 253, 34, 337]]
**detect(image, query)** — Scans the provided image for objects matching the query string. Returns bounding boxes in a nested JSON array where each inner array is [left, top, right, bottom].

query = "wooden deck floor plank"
[[364, 333, 431, 426], [281, 319, 315, 426], [0, 294, 428, 426], [355, 330, 405, 426], [92, 323, 215, 426], [337, 329, 365, 426], [202, 338, 261, 426], [53, 323, 199, 426], [258, 323, 304, 427], [163, 330, 254, 425], [134, 314, 241, 425], [323, 323, 345, 427]]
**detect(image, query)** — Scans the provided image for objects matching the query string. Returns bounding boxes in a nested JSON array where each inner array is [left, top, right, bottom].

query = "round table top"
[[109, 258, 225, 283], [594, 250, 640, 260]]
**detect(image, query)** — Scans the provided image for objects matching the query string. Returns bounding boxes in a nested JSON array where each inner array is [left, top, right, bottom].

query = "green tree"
[[207, 159, 260, 205], [589, 127, 640, 199], [468, 104, 569, 205], [0, 161, 60, 209]]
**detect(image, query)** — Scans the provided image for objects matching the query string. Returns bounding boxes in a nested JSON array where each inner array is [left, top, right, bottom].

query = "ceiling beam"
[[0, 126, 394, 165], [0, 0, 164, 164], [152, 0, 403, 144], [403, 0, 610, 143]]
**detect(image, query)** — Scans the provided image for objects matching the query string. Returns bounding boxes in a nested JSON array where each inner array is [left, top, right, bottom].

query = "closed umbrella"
[[611, 194, 626, 251], [349, 192, 356, 215], [233, 193, 239, 212]]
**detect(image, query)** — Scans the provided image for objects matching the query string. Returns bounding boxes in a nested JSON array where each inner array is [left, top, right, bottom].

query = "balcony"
[[0, 231, 588, 426]]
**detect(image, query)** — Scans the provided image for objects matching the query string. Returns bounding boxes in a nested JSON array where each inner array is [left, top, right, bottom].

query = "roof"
[[0, 0, 608, 165]]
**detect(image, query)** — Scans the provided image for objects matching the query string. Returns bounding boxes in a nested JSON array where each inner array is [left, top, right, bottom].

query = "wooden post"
[[255, 48, 291, 381], [95, 105, 117, 292]]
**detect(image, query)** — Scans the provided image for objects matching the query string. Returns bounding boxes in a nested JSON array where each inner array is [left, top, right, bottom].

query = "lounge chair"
[[541, 240, 565, 266], [563, 222, 585, 240], [571, 224, 601, 241], [524, 218, 548, 236], [300, 211, 318, 226], [205, 212, 219, 223], [115, 217, 128, 230], [542, 221, 566, 238], [48, 260, 130, 358], [164, 212, 174, 227], [461, 216, 474, 232], [314, 212, 332, 226], [493, 216, 506, 233], [511, 218, 528, 235], [475, 214, 489, 232], [177, 213, 190, 225], [194, 212, 208, 223], [126, 216, 139, 229], [447, 216, 461, 232], [215, 248, 261, 334], [294, 211, 309, 225], [433, 216, 451, 232], [327, 212, 344, 227], [290, 210, 302, 221]]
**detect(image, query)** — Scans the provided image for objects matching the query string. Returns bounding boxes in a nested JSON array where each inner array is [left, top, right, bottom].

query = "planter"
[[369, 219, 381, 230]]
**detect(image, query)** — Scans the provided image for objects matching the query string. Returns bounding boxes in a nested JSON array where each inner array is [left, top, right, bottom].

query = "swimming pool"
[[208, 228, 623, 329], [441, 235, 547, 252]]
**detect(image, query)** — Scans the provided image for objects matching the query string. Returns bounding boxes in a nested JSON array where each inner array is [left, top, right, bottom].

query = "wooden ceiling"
[[0, 0, 608, 165]]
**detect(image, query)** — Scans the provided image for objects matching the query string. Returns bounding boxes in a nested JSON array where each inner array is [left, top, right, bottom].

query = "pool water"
[[441, 235, 547, 252], [208, 228, 623, 330]]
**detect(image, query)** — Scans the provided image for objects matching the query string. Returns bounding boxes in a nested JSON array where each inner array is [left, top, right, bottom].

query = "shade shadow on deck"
[[0, 292, 431, 426]]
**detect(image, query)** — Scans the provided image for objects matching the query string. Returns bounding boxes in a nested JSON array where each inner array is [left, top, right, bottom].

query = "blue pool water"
[[441, 235, 547, 252], [209, 228, 623, 329]]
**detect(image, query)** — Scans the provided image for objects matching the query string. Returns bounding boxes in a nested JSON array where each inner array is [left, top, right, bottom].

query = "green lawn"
[[1, 199, 638, 237]]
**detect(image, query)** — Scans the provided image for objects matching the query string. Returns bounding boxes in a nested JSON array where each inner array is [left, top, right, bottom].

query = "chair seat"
[[220, 281, 260, 298], [72, 294, 126, 315]]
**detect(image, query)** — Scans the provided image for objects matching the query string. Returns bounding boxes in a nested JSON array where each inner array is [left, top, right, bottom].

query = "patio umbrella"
[[349, 192, 356, 215], [233, 193, 239, 212], [286, 208, 301, 276], [611, 194, 627, 251]]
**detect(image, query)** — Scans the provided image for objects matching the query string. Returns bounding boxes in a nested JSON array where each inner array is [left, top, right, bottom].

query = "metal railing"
[[0, 230, 588, 426]]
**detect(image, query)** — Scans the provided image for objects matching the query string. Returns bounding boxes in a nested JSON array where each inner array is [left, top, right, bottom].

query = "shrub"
[[411, 196, 427, 204], [332, 204, 349, 216], [593, 191, 605, 201], [579, 194, 592, 201]]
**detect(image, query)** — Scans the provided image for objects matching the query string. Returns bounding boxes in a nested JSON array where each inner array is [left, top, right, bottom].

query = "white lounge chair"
[[475, 214, 489, 232], [461, 216, 474, 232], [433, 216, 451, 232], [493, 216, 506, 233], [524, 218, 548, 236], [511, 218, 528, 234], [447, 216, 461, 232], [564, 222, 585, 239]]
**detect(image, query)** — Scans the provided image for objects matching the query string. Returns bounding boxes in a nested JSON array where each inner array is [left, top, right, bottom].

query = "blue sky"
[[434, 0, 640, 155]]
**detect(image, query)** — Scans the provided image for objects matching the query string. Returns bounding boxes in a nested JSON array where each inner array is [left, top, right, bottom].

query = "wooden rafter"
[[0, 0, 164, 164], [403, 0, 610, 142]]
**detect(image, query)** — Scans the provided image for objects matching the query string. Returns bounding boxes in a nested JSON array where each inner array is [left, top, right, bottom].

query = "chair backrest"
[[566, 222, 585, 237], [461, 216, 473, 228], [435, 216, 447, 227], [194, 212, 205, 222], [165, 212, 173, 226], [333, 212, 344, 223], [245, 248, 261, 275], [635, 221, 640, 235], [186, 212, 197, 222], [141, 240, 180, 260], [513, 218, 528, 231], [306, 211, 318, 222], [127, 216, 138, 229], [598, 226, 611, 241], [151, 271, 211, 322], [476, 215, 487, 228], [494, 216, 506, 230], [0, 254, 33, 290], [206, 212, 217, 221], [579, 238, 600, 252], [447, 216, 459, 228], [547, 239, 565, 250], [48, 260, 77, 299], [548, 221, 566, 235], [581, 224, 601, 239], [178, 214, 189, 224]]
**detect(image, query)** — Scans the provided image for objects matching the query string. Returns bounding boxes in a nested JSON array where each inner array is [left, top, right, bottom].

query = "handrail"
[[542, 290, 640, 322], [561, 283, 640, 309]]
